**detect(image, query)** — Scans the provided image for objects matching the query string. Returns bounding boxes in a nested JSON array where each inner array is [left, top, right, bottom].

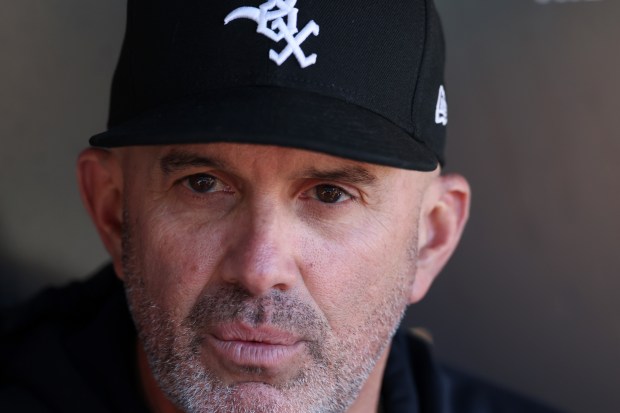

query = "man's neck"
[[137, 342, 182, 413], [345, 349, 389, 413]]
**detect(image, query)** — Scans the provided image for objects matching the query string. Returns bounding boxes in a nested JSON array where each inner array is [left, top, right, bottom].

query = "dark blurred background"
[[1, 1, 618, 412]]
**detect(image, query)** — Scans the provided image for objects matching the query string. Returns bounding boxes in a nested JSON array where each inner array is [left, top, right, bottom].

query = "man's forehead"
[[117, 142, 437, 191], [125, 143, 379, 174]]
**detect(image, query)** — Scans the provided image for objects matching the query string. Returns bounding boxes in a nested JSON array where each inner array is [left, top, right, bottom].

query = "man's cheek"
[[138, 216, 225, 313], [304, 233, 395, 324]]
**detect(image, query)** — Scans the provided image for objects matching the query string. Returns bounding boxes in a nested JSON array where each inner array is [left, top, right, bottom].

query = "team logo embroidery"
[[224, 0, 320, 68], [435, 85, 448, 126]]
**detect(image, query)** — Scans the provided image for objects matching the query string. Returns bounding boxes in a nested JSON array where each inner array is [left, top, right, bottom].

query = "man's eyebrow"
[[159, 151, 377, 185], [299, 166, 378, 186], [159, 150, 228, 175]]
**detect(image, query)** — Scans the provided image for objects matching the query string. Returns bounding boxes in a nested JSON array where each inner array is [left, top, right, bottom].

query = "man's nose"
[[219, 206, 301, 296]]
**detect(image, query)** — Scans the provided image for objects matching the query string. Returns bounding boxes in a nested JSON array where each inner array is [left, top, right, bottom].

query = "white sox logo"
[[224, 0, 320, 68]]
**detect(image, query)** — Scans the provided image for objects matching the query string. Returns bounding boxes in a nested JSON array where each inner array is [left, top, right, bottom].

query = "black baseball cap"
[[90, 0, 449, 171]]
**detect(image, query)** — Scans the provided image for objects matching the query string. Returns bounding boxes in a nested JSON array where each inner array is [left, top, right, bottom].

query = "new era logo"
[[225, 0, 320, 68], [435, 85, 448, 126]]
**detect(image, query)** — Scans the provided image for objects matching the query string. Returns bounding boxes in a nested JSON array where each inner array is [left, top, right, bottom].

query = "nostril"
[[273, 282, 290, 292], [220, 244, 299, 296]]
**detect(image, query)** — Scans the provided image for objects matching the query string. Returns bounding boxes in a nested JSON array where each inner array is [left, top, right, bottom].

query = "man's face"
[[118, 143, 434, 413]]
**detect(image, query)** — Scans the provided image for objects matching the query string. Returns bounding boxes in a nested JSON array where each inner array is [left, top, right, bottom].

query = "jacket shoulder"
[[0, 265, 125, 413], [438, 364, 563, 413], [385, 328, 564, 413], [0, 386, 51, 413]]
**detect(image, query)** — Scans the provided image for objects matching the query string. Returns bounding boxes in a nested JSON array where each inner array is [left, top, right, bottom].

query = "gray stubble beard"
[[120, 208, 415, 413]]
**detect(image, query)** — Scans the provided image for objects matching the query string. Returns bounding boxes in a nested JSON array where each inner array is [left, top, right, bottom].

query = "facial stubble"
[[121, 208, 418, 413]]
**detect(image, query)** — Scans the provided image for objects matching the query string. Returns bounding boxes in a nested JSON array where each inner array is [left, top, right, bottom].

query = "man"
[[1, 1, 560, 412]]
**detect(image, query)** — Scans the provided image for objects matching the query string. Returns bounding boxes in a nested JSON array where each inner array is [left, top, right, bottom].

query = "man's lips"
[[206, 323, 305, 368]]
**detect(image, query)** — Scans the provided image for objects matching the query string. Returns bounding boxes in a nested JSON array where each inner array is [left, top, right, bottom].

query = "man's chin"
[[183, 381, 312, 413], [228, 381, 294, 401]]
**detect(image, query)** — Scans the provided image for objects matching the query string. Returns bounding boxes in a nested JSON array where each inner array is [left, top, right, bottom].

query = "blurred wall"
[[1, 1, 618, 412], [406, 1, 620, 412], [0, 0, 123, 300]]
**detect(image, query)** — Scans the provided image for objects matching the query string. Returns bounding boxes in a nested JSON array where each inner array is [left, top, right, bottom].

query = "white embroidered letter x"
[[224, 0, 320, 68]]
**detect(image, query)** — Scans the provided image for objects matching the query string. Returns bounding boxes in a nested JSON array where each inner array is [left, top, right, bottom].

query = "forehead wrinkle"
[[158, 149, 233, 175]]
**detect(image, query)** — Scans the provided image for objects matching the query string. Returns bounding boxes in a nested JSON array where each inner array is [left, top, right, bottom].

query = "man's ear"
[[77, 148, 125, 279], [409, 174, 471, 304]]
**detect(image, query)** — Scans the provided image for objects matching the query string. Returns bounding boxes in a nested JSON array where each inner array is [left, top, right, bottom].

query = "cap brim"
[[90, 86, 438, 171]]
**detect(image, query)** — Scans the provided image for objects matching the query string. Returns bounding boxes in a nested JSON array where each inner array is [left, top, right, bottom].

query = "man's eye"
[[184, 174, 219, 193], [313, 184, 351, 204]]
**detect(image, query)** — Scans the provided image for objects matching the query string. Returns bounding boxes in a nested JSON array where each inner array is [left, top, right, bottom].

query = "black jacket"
[[1, 265, 562, 412]]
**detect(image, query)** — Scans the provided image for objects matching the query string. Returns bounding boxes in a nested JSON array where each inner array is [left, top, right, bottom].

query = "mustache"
[[184, 285, 329, 340]]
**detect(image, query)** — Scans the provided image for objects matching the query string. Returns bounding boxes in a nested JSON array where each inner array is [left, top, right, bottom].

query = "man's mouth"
[[206, 323, 305, 368]]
